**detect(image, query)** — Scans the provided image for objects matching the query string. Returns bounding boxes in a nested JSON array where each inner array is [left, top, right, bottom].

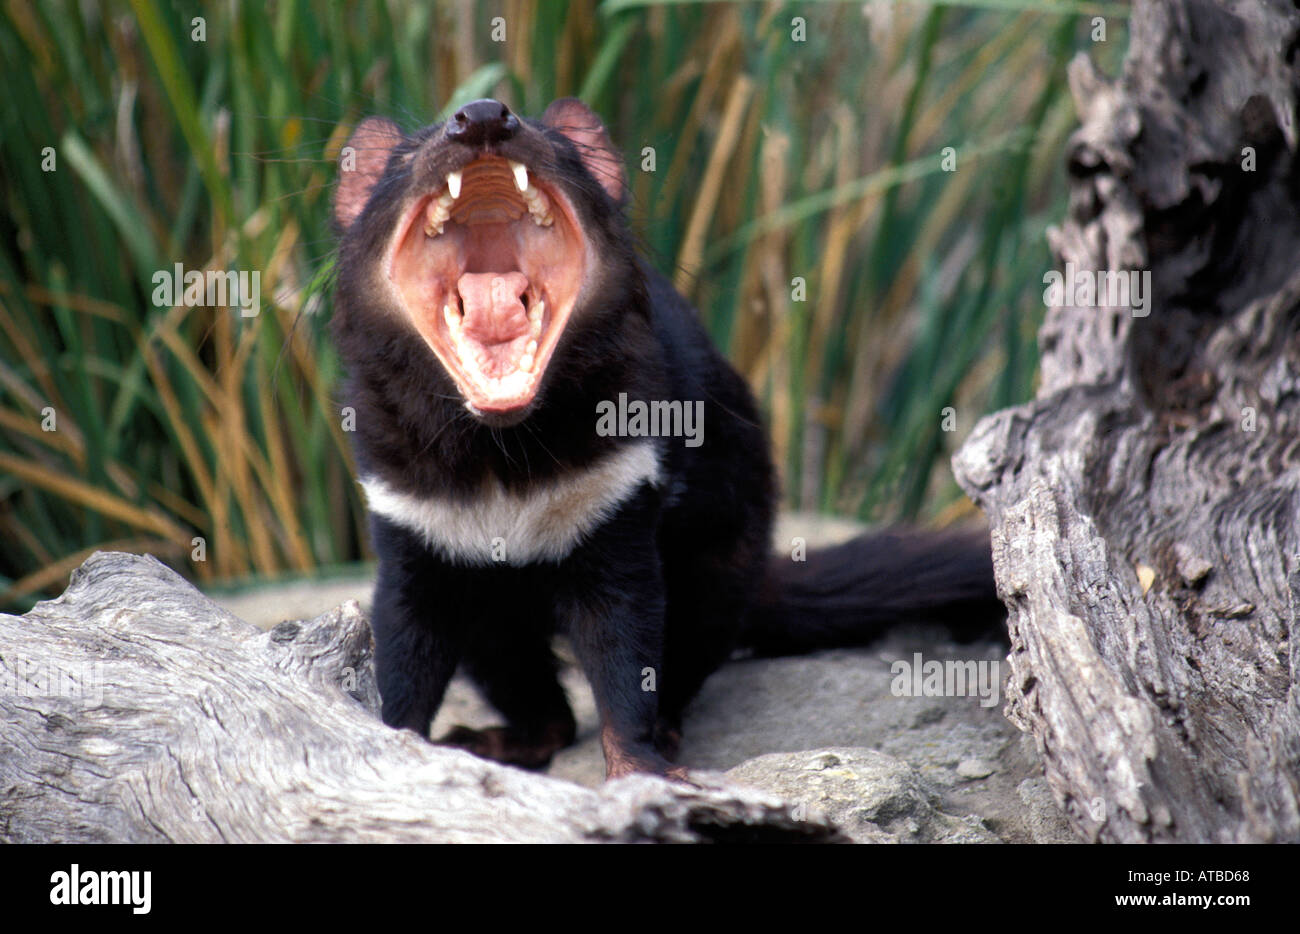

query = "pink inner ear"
[[541, 98, 625, 204], [334, 117, 405, 230]]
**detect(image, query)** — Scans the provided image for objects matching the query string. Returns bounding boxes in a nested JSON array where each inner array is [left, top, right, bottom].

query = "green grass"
[[0, 0, 1126, 608]]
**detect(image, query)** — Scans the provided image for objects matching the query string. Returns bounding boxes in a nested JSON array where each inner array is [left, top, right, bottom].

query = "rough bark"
[[954, 0, 1300, 842], [0, 552, 842, 843]]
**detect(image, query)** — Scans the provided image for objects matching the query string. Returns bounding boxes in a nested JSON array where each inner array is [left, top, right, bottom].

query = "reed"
[[0, 0, 1126, 607]]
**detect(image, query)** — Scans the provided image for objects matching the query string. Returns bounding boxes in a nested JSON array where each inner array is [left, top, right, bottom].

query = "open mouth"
[[387, 156, 586, 416]]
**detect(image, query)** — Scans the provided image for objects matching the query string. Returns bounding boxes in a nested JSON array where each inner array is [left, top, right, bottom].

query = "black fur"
[[331, 99, 1004, 778]]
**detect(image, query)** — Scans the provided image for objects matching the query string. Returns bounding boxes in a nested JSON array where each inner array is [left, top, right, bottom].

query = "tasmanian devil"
[[330, 97, 1004, 779]]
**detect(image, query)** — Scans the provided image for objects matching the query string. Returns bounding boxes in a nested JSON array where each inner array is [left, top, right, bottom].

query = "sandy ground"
[[207, 512, 1077, 842]]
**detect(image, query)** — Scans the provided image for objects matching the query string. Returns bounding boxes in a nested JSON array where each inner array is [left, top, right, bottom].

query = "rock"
[[956, 758, 997, 780], [542, 631, 1076, 841], [1017, 777, 1084, 845], [725, 748, 998, 844]]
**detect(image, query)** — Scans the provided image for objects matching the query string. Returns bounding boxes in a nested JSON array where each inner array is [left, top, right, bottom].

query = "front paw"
[[606, 755, 694, 784], [601, 732, 694, 783]]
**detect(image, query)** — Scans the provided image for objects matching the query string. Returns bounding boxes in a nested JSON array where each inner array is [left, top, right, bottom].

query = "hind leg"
[[437, 622, 577, 770]]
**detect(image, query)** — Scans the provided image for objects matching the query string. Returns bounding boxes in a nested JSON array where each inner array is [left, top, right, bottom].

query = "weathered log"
[[953, 0, 1300, 842], [0, 552, 841, 843]]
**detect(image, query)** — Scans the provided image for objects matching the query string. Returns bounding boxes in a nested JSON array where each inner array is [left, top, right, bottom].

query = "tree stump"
[[954, 0, 1300, 842]]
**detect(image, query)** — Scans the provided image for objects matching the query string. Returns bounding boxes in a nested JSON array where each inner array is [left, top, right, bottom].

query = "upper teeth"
[[424, 190, 455, 236], [510, 161, 528, 192], [522, 185, 553, 228], [423, 161, 553, 237], [510, 161, 552, 226]]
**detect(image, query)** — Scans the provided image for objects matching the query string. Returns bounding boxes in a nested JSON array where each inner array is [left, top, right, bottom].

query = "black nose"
[[447, 99, 518, 146]]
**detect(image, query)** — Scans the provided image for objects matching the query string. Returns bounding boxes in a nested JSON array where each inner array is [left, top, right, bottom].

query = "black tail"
[[739, 526, 1006, 657]]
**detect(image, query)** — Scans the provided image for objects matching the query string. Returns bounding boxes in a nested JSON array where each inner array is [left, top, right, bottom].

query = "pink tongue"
[[456, 272, 531, 375]]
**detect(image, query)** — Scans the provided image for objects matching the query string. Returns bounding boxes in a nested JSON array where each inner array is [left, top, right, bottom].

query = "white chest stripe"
[[360, 442, 660, 566]]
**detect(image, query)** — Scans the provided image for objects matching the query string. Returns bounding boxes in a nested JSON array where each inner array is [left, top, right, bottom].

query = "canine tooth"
[[510, 161, 528, 192], [519, 353, 534, 372], [447, 170, 462, 199]]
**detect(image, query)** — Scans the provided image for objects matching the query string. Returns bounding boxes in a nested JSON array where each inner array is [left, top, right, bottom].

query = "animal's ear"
[[334, 116, 405, 231], [541, 97, 625, 204]]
